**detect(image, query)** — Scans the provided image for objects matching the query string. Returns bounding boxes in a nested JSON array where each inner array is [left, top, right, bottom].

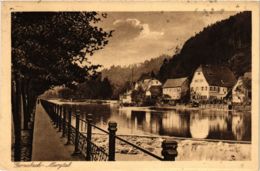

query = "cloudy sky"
[[89, 11, 238, 69]]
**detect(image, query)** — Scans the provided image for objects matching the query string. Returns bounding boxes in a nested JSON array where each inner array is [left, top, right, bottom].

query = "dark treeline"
[[56, 75, 113, 100], [158, 11, 251, 82], [102, 54, 171, 98]]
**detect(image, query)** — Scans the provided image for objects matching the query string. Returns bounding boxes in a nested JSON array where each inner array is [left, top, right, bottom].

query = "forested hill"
[[102, 54, 171, 97], [158, 11, 251, 82]]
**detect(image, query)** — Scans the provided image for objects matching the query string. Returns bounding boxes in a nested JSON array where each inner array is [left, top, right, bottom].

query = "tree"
[[158, 12, 251, 82], [11, 12, 112, 161], [101, 77, 113, 99]]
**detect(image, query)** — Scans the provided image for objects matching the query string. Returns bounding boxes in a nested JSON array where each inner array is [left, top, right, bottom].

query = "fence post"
[[65, 107, 72, 145], [58, 105, 62, 132], [161, 139, 178, 161], [49, 103, 53, 122], [62, 106, 67, 137], [108, 121, 117, 161], [55, 105, 59, 128], [86, 113, 93, 161], [51, 104, 55, 124], [72, 109, 81, 156]]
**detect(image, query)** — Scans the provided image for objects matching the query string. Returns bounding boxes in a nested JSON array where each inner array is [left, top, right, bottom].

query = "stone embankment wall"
[[92, 134, 251, 161]]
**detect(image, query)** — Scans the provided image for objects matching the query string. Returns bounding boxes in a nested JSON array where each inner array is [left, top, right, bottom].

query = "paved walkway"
[[31, 103, 84, 161]]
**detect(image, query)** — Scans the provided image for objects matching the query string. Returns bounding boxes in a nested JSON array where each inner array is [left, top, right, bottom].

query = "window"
[[205, 86, 207, 91], [201, 87, 204, 91], [210, 86, 213, 91], [197, 72, 200, 75]]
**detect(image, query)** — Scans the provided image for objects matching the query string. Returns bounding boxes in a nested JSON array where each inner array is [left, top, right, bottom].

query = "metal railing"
[[40, 99, 178, 161]]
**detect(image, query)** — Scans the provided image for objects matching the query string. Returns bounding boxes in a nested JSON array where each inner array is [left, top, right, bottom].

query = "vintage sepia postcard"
[[0, 1, 259, 171]]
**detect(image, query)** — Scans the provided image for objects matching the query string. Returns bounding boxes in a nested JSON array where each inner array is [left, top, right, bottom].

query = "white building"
[[190, 65, 237, 100]]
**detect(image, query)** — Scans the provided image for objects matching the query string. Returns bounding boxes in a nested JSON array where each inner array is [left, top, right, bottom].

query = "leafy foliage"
[[11, 12, 112, 161], [12, 12, 113, 91]]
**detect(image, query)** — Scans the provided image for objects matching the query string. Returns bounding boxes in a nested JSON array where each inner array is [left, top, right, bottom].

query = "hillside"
[[102, 54, 171, 97], [158, 11, 251, 82]]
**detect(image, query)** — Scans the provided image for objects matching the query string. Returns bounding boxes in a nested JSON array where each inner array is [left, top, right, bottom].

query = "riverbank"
[[46, 98, 251, 112], [91, 133, 251, 161], [149, 104, 251, 112]]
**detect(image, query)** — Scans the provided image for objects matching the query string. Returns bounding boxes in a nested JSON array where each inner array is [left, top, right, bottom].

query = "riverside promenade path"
[[31, 103, 84, 161]]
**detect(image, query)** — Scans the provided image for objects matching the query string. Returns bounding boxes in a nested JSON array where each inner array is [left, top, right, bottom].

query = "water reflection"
[[190, 111, 209, 139], [161, 110, 190, 137], [69, 104, 251, 141], [231, 111, 251, 141]]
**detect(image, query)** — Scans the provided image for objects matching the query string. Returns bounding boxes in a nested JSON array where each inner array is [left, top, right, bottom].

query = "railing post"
[[72, 109, 81, 156], [108, 121, 117, 161], [50, 103, 54, 121], [62, 106, 67, 137], [55, 104, 59, 128], [58, 105, 62, 132], [161, 139, 178, 161], [52, 104, 55, 124], [86, 113, 92, 161], [65, 107, 72, 145]]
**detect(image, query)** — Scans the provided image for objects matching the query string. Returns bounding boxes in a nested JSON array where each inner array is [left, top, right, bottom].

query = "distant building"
[[119, 90, 132, 104], [232, 72, 251, 103], [134, 78, 162, 97], [162, 77, 189, 100], [190, 65, 237, 100], [142, 78, 162, 92]]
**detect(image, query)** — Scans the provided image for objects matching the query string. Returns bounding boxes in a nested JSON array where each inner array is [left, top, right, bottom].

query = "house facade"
[[190, 65, 237, 100], [232, 72, 251, 103], [162, 77, 189, 100]]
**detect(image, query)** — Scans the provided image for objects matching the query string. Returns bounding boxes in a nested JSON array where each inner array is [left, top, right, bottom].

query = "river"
[[65, 103, 251, 141]]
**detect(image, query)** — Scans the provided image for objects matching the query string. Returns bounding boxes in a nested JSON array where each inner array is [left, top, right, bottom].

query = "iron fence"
[[40, 99, 178, 161]]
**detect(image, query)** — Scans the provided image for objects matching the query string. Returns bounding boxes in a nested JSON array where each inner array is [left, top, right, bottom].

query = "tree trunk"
[[21, 79, 29, 130], [12, 76, 21, 161]]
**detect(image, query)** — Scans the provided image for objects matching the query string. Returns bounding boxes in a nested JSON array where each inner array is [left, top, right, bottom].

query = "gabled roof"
[[163, 77, 188, 88], [197, 65, 237, 87]]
